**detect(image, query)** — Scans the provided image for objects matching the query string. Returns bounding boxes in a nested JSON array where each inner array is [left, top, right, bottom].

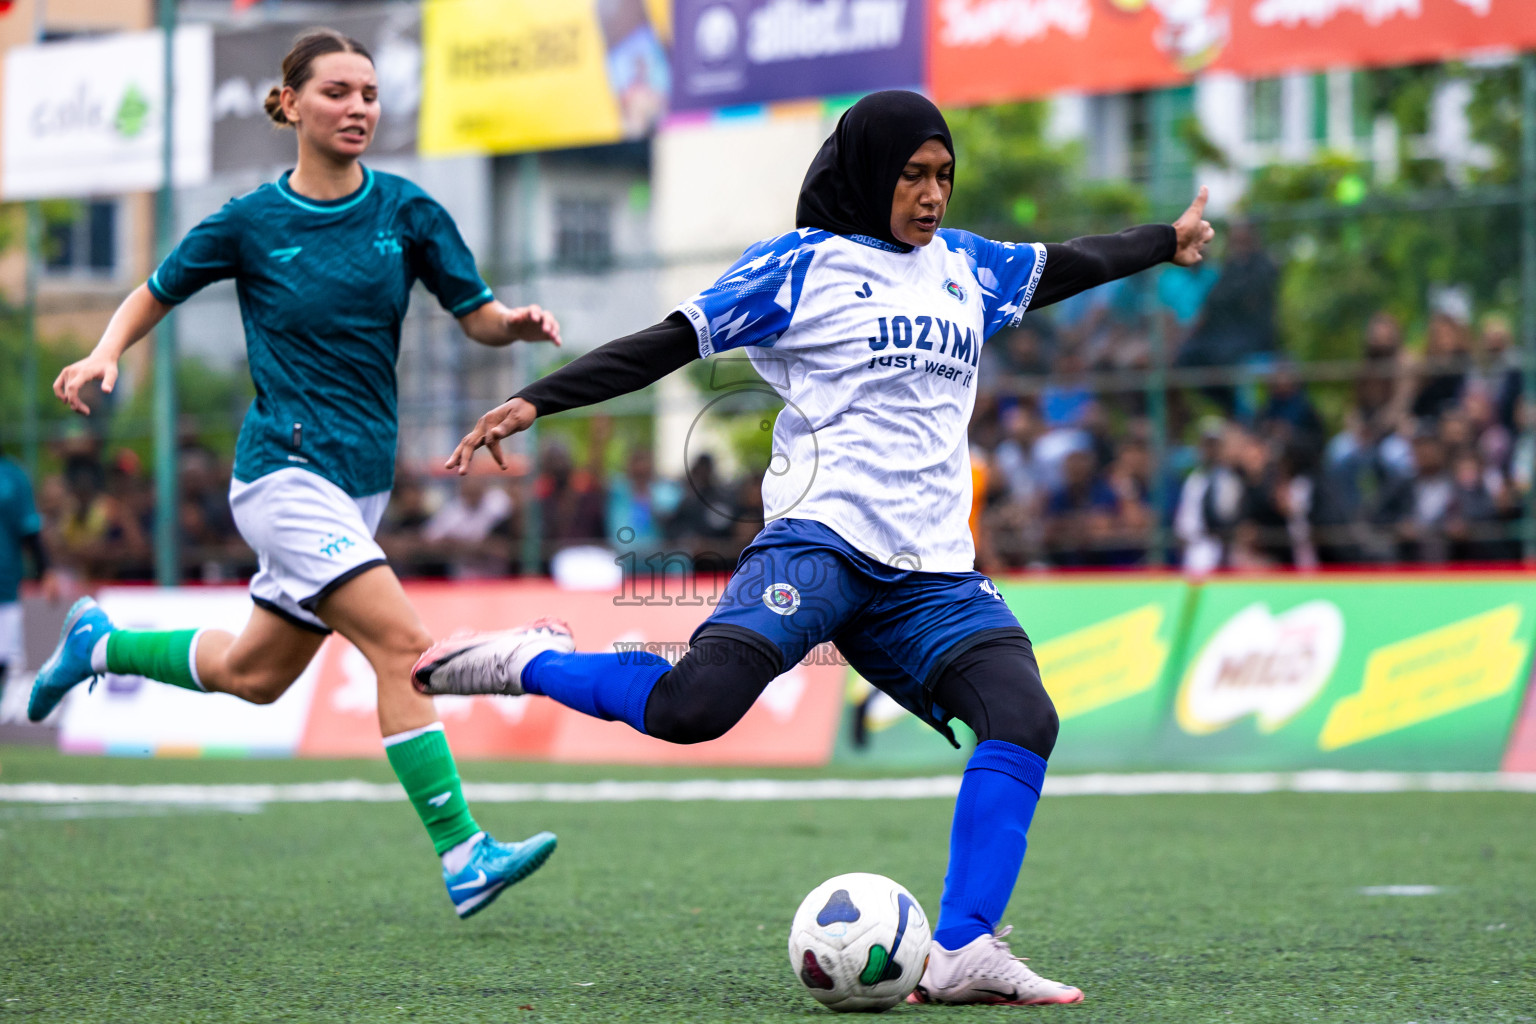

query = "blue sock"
[[520, 650, 669, 734], [933, 739, 1048, 950]]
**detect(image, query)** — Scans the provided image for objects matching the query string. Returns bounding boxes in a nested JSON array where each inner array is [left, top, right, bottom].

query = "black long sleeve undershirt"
[[513, 223, 1177, 416], [1032, 223, 1177, 310], [514, 313, 700, 418]]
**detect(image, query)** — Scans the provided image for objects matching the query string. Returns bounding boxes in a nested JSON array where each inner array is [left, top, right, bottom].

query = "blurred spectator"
[[991, 404, 1048, 509], [1258, 362, 1323, 451], [1468, 313, 1521, 430], [1040, 346, 1094, 428], [535, 440, 607, 558], [378, 474, 445, 578], [1411, 310, 1472, 420], [422, 474, 514, 578], [728, 476, 765, 555], [1156, 260, 1219, 349], [1044, 449, 1125, 567], [669, 453, 736, 556], [1375, 429, 1459, 563], [1174, 419, 1236, 574], [607, 445, 683, 555], [1175, 222, 1279, 410], [1, 454, 60, 712]]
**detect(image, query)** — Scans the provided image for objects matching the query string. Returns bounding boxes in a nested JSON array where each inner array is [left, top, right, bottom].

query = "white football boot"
[[412, 619, 575, 696], [908, 926, 1085, 1006]]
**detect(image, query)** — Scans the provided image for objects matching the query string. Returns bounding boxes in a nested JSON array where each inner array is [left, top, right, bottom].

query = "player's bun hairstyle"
[[263, 29, 374, 127]]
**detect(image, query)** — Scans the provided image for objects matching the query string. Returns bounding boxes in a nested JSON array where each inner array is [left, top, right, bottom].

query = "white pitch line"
[[0, 772, 1533, 807]]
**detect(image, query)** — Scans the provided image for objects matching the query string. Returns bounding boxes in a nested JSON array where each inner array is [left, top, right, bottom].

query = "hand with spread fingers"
[[504, 303, 562, 345], [446, 397, 538, 475], [53, 351, 122, 416], [1171, 186, 1216, 267]]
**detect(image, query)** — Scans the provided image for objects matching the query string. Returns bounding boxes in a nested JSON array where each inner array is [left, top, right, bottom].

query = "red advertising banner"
[[297, 580, 844, 765], [931, 0, 1536, 107], [1228, 0, 1536, 80]]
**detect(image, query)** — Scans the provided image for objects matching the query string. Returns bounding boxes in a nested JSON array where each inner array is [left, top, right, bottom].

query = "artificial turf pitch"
[[0, 746, 1531, 1023]]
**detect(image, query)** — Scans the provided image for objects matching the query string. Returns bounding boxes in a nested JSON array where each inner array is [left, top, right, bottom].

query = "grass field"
[[1, 746, 1532, 1023]]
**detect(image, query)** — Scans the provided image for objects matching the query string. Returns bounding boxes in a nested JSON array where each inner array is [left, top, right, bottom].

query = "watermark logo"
[[762, 582, 802, 616]]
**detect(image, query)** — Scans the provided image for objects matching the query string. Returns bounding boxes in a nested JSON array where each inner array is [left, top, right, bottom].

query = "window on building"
[[554, 197, 613, 269], [1125, 91, 1153, 186], [44, 200, 117, 277], [1247, 78, 1283, 145]]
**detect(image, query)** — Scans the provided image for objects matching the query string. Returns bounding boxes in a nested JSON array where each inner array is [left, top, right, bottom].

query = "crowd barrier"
[[29, 574, 1536, 771]]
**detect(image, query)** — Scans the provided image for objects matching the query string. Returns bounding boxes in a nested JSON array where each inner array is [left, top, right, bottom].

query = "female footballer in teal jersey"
[[31, 29, 561, 918]]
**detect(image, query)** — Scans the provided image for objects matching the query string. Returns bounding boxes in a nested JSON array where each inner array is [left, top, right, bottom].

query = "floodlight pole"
[[153, 0, 179, 586], [1521, 52, 1536, 562]]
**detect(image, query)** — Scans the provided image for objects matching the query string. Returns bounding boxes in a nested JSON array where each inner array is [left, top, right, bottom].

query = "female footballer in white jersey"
[[32, 29, 562, 918], [415, 91, 1213, 998]]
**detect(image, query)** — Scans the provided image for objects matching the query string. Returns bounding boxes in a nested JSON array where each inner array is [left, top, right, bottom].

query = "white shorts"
[[0, 601, 22, 674], [230, 468, 391, 634]]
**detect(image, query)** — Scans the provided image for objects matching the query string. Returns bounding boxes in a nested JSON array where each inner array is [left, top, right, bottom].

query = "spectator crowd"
[[19, 227, 1534, 583]]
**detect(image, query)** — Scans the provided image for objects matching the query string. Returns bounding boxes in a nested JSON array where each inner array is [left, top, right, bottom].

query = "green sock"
[[104, 629, 204, 691], [385, 725, 481, 855]]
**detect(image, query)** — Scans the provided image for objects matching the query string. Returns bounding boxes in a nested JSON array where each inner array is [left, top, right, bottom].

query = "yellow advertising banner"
[[421, 0, 658, 156]]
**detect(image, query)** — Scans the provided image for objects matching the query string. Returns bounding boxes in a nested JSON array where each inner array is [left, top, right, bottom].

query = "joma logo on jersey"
[[372, 231, 402, 256], [319, 534, 356, 558], [866, 315, 980, 367]]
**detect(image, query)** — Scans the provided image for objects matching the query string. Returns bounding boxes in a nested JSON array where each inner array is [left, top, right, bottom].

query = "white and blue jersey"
[[674, 228, 1047, 574]]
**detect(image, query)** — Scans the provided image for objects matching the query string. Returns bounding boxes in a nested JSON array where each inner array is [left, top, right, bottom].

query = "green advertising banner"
[[833, 579, 1192, 769], [1157, 579, 1536, 771]]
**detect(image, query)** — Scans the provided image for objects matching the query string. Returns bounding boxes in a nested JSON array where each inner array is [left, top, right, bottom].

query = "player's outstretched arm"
[[1027, 187, 1215, 311], [445, 313, 699, 474], [458, 301, 563, 347], [53, 284, 172, 415]]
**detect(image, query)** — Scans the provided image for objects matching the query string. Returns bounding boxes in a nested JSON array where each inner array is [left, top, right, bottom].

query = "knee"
[[645, 698, 741, 745], [368, 627, 434, 670], [228, 667, 298, 705]]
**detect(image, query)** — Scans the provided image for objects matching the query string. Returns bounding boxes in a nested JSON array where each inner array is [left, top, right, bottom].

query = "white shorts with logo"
[[230, 468, 391, 634], [0, 601, 23, 674]]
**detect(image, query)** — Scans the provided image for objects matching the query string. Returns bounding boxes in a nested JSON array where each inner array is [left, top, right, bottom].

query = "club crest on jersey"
[[762, 583, 802, 616], [943, 279, 966, 303]]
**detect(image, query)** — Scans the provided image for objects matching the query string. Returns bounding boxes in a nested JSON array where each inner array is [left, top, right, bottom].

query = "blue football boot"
[[28, 596, 114, 722], [444, 831, 558, 919]]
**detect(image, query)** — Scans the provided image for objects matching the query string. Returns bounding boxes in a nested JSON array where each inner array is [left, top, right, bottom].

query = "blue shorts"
[[692, 518, 1025, 745]]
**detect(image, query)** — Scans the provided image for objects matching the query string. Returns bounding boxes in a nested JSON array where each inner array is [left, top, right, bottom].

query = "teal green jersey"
[[148, 167, 494, 497], [0, 456, 43, 604]]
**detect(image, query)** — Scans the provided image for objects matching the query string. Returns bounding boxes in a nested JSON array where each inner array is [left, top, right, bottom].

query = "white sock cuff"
[[187, 629, 208, 692], [381, 721, 445, 748], [90, 635, 110, 675]]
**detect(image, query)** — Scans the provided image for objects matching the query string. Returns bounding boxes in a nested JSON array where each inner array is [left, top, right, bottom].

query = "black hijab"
[[795, 90, 954, 251]]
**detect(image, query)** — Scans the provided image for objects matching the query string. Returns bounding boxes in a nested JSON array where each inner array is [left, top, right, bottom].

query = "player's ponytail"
[[266, 28, 373, 128]]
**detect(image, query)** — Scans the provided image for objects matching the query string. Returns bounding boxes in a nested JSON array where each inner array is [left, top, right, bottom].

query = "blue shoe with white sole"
[[28, 596, 114, 722], [445, 831, 557, 919]]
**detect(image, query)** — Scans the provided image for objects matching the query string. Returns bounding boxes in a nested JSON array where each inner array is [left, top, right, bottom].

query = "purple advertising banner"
[[671, 0, 924, 113]]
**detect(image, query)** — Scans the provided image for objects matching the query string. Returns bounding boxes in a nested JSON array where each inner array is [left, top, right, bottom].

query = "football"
[[788, 873, 933, 1012]]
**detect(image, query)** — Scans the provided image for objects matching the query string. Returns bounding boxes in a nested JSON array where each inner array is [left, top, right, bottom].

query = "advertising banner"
[[58, 581, 843, 765], [2, 25, 212, 199], [212, 9, 421, 173], [930, 0, 1536, 107], [833, 578, 1190, 769], [671, 0, 925, 113], [419, 0, 669, 156], [1158, 579, 1536, 771]]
